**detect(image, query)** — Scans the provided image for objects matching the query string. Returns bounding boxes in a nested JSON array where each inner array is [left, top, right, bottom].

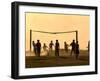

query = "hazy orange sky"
[[25, 12, 89, 51]]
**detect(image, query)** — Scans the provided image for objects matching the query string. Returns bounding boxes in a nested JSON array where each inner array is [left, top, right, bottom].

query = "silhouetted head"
[[51, 40, 53, 43], [37, 40, 40, 42], [64, 41, 66, 44], [43, 43, 46, 45], [32, 41, 35, 43], [73, 40, 75, 42], [56, 40, 58, 42], [76, 41, 78, 43]]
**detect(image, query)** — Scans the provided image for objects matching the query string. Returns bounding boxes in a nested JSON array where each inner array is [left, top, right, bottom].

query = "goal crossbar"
[[32, 30, 77, 34]]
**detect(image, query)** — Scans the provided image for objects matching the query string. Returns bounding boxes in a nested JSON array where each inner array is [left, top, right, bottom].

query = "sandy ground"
[[25, 50, 89, 68]]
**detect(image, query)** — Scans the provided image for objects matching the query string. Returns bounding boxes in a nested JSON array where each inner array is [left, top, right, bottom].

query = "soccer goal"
[[29, 29, 78, 51]]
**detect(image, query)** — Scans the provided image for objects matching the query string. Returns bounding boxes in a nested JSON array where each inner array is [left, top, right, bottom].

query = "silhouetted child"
[[43, 43, 49, 55], [75, 41, 80, 60], [64, 42, 68, 53], [32, 41, 37, 56], [36, 40, 41, 57], [49, 40, 54, 51], [43, 43, 47, 51], [70, 40, 76, 56], [55, 40, 60, 57]]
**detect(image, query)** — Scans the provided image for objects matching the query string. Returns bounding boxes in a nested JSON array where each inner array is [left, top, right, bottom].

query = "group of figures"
[[32, 39, 80, 59]]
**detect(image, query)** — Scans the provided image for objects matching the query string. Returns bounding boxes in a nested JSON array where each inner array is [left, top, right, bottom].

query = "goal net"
[[27, 30, 78, 56]]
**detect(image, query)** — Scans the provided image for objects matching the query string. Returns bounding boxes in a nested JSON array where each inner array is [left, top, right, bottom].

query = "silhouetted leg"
[[33, 48, 36, 56], [66, 50, 68, 53], [37, 52, 39, 57], [39, 50, 41, 57], [57, 51, 59, 56], [48, 48, 52, 56], [34, 49, 37, 56], [55, 50, 58, 57], [37, 50, 40, 57], [55, 51, 57, 56], [47, 52, 49, 56], [75, 54, 79, 60], [70, 50, 73, 56]]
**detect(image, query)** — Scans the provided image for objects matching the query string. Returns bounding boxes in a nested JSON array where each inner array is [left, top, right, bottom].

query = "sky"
[[25, 12, 89, 51]]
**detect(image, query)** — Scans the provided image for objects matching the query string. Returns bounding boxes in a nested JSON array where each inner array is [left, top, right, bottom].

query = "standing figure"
[[55, 40, 60, 57], [36, 40, 41, 57], [49, 40, 54, 56], [64, 42, 69, 53], [32, 41, 37, 56], [88, 41, 90, 53], [49, 40, 54, 51], [70, 40, 76, 56], [43, 43, 49, 55], [75, 41, 80, 59]]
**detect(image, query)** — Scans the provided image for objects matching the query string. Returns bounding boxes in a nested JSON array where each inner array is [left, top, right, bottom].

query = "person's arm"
[[40, 43, 41, 48], [66, 44, 69, 46], [70, 43, 72, 46], [58, 44, 60, 49], [52, 43, 54, 46], [46, 45, 48, 48]]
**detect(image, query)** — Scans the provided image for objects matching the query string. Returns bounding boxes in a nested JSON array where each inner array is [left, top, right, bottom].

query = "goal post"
[[76, 30, 78, 43], [30, 30, 32, 51], [29, 29, 78, 51]]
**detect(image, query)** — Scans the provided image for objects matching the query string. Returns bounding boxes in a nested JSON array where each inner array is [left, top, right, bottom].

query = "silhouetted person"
[[75, 41, 80, 60], [49, 40, 54, 51], [36, 40, 41, 57], [64, 42, 68, 53], [88, 41, 90, 53], [43, 43, 48, 51], [70, 40, 76, 56], [43, 43, 49, 55], [55, 40, 60, 56], [32, 41, 37, 56]]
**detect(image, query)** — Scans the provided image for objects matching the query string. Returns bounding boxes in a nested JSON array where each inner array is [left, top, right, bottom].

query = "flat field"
[[25, 50, 89, 68]]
